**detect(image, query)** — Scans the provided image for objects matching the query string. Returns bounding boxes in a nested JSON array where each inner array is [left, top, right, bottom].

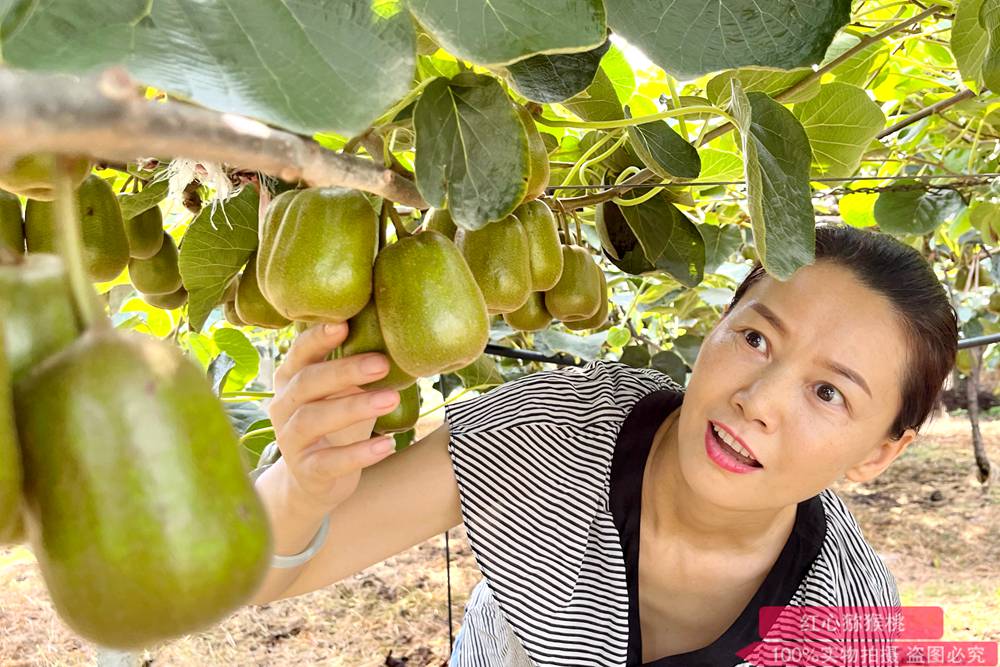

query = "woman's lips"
[[704, 422, 764, 474]]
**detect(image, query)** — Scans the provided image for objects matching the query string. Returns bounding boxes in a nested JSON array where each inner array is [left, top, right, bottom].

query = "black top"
[[609, 388, 827, 667]]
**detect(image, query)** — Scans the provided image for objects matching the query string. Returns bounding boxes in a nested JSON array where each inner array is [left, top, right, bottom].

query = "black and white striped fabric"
[[444, 360, 901, 667]]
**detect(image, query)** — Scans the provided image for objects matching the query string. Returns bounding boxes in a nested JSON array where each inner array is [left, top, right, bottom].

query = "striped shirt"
[[445, 360, 902, 667]]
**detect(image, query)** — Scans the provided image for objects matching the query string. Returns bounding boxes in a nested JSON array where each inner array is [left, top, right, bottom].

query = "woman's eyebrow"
[[748, 302, 872, 398]]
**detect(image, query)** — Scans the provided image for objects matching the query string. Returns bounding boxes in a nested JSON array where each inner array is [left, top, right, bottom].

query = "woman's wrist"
[[252, 458, 333, 564]]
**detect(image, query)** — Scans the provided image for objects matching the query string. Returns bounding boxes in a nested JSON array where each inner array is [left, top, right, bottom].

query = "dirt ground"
[[1, 412, 997, 666]]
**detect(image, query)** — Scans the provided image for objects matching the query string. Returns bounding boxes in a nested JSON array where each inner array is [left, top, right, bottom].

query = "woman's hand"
[[266, 322, 401, 512]]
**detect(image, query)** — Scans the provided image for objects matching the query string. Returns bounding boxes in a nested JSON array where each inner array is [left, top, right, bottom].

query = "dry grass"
[[1, 413, 997, 665]]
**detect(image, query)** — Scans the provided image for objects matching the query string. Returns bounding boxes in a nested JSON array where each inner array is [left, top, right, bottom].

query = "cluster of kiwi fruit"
[[1, 158, 187, 310], [0, 156, 271, 650]]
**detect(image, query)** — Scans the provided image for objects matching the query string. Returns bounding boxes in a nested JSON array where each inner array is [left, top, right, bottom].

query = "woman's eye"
[[743, 329, 767, 353], [816, 384, 845, 407]]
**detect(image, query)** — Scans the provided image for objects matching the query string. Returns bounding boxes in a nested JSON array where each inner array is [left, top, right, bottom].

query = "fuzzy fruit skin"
[[375, 231, 490, 377], [0, 254, 80, 384], [544, 246, 602, 322], [0, 190, 24, 253], [341, 300, 415, 391], [125, 207, 165, 260], [0, 328, 24, 544], [564, 269, 609, 331], [259, 188, 377, 322], [516, 105, 550, 202], [128, 232, 182, 295], [24, 175, 129, 282], [142, 286, 188, 311], [503, 291, 552, 332], [423, 208, 457, 240], [256, 189, 298, 289], [0, 155, 90, 202], [13, 330, 272, 650], [223, 300, 246, 327], [373, 383, 420, 435], [236, 252, 290, 329], [455, 214, 532, 314], [514, 200, 563, 291]]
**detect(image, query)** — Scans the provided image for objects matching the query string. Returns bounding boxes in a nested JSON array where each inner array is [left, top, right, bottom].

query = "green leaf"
[[874, 184, 967, 236], [455, 354, 505, 389], [706, 67, 821, 108], [4, 0, 416, 137], [697, 223, 742, 273], [792, 82, 885, 178], [970, 201, 1000, 240], [618, 194, 705, 287], [671, 334, 702, 367], [533, 328, 605, 362], [606, 326, 631, 348], [619, 345, 650, 368], [595, 201, 656, 276], [697, 149, 744, 182], [239, 418, 275, 471], [1, 0, 150, 69], [953, 0, 989, 89], [118, 178, 168, 220], [838, 191, 878, 228], [506, 39, 610, 103], [625, 107, 701, 180], [406, 0, 605, 66], [823, 33, 886, 87], [213, 327, 260, 393], [413, 73, 528, 230], [651, 349, 687, 384], [562, 65, 625, 122], [980, 0, 1000, 92], [730, 83, 815, 280], [606, 0, 851, 79], [178, 187, 259, 333]]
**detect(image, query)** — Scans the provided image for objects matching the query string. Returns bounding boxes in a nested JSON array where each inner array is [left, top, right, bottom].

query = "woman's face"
[[677, 261, 918, 511]]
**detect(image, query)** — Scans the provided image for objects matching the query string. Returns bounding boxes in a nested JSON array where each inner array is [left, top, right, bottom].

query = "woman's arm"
[[249, 422, 462, 604]]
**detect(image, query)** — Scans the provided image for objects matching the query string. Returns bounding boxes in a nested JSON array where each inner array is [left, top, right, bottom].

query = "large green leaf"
[[698, 149, 744, 182], [595, 201, 655, 275], [0, 0, 150, 66], [823, 33, 886, 87], [953, 0, 989, 89], [178, 187, 259, 332], [3, 1, 415, 136], [406, 0, 605, 66], [606, 0, 851, 79], [981, 0, 1000, 92], [697, 223, 743, 273], [214, 327, 260, 393], [618, 194, 705, 287], [730, 83, 815, 280], [562, 66, 625, 122], [706, 67, 821, 108], [873, 184, 967, 236], [792, 82, 885, 178], [413, 73, 528, 230], [506, 39, 610, 103], [118, 179, 168, 220], [625, 108, 701, 180]]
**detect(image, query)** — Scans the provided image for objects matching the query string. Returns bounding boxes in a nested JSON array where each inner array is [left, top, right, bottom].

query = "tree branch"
[[877, 88, 977, 139], [0, 68, 428, 209]]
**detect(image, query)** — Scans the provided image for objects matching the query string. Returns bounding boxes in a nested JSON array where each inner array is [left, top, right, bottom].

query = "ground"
[[0, 412, 997, 666]]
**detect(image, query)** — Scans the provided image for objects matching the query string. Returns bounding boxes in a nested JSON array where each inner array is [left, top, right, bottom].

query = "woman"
[[247, 224, 958, 666]]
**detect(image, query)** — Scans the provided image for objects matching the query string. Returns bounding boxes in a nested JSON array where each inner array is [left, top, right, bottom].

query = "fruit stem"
[[572, 210, 583, 247], [378, 200, 389, 251], [54, 159, 107, 332], [386, 204, 411, 239]]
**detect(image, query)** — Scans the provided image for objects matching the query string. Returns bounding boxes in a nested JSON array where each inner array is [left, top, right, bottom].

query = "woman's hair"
[[727, 223, 958, 440]]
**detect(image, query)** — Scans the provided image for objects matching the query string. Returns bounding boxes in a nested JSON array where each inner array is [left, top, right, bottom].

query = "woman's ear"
[[844, 428, 917, 483]]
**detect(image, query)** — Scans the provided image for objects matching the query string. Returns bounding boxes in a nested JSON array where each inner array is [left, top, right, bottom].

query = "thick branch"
[[0, 68, 428, 209]]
